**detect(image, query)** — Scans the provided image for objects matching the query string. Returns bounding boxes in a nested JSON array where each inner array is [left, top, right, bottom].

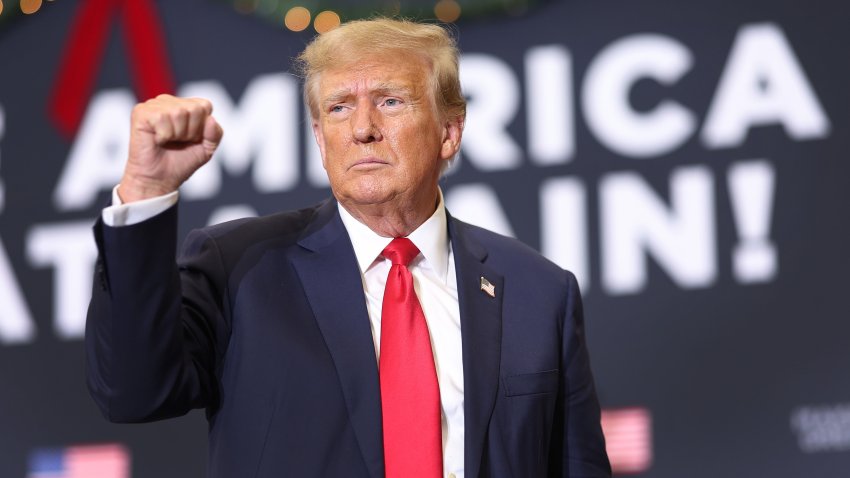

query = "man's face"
[[312, 54, 462, 216]]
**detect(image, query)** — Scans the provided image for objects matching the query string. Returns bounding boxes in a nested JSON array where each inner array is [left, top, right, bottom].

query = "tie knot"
[[382, 237, 420, 267]]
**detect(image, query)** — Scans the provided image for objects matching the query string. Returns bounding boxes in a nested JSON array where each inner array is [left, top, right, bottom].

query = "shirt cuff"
[[102, 185, 179, 227]]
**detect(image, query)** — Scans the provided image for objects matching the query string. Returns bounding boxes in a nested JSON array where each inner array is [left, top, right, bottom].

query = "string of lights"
[[229, 0, 540, 31], [0, 0, 53, 24], [0, 0, 542, 32]]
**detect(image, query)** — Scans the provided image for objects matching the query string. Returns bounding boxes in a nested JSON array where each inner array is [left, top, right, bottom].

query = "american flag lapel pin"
[[480, 276, 496, 298]]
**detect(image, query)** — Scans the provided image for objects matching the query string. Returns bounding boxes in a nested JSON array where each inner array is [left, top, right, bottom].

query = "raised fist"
[[118, 94, 224, 203]]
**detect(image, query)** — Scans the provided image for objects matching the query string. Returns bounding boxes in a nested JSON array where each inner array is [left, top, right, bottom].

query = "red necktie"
[[379, 238, 442, 478]]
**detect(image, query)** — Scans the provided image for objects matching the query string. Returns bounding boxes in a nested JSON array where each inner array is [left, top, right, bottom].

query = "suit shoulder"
[[182, 202, 324, 257], [453, 219, 574, 284], [206, 205, 317, 240]]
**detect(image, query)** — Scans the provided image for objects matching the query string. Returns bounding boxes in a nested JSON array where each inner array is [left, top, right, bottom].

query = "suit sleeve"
[[85, 204, 229, 423], [549, 271, 612, 477]]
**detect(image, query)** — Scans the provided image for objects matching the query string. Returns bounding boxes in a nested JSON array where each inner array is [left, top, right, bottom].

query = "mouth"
[[349, 157, 389, 171]]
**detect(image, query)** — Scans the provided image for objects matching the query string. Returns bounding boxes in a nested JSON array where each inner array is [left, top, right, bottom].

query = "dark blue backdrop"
[[1, 0, 848, 476]]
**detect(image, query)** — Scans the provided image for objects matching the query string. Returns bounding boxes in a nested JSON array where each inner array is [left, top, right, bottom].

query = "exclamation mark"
[[728, 160, 777, 283], [0, 104, 5, 214]]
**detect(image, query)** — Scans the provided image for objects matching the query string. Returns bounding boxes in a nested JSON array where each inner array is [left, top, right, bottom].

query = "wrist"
[[117, 176, 176, 203]]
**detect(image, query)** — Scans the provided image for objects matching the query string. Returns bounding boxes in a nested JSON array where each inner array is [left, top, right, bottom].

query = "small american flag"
[[28, 443, 131, 478], [601, 407, 653, 475], [479, 276, 496, 297]]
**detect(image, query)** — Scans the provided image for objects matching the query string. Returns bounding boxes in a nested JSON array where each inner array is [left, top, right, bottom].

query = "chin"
[[340, 181, 396, 206]]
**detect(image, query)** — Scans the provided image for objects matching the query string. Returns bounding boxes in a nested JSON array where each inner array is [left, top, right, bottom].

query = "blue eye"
[[385, 99, 400, 107], [331, 105, 344, 113]]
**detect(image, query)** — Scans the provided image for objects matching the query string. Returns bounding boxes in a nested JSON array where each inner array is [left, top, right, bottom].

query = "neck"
[[339, 189, 439, 238]]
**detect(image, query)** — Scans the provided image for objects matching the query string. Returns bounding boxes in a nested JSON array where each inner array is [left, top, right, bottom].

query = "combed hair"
[[296, 18, 466, 122]]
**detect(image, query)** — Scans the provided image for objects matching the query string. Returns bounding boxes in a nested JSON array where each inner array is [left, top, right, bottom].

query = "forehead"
[[317, 54, 431, 97]]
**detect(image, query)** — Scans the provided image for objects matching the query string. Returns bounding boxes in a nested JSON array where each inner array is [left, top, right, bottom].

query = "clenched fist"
[[118, 94, 224, 203]]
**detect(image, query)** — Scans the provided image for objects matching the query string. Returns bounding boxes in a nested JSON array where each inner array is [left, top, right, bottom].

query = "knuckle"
[[191, 102, 210, 117], [132, 101, 152, 116], [187, 97, 212, 115], [174, 107, 190, 120], [149, 110, 167, 124]]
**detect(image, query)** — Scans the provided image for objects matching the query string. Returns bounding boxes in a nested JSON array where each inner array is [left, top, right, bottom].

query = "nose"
[[351, 101, 382, 143]]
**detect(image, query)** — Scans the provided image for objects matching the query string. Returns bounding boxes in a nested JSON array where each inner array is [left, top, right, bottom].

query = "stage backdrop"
[[1, 0, 848, 476]]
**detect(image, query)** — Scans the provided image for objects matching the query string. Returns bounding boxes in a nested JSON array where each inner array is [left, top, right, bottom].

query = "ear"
[[311, 119, 329, 169], [439, 115, 464, 161]]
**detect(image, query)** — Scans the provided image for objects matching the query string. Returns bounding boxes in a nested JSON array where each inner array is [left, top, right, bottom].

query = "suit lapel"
[[290, 203, 502, 478], [449, 216, 503, 478], [291, 200, 385, 478]]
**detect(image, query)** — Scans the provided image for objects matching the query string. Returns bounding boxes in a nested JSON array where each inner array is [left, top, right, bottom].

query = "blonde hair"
[[296, 18, 466, 122]]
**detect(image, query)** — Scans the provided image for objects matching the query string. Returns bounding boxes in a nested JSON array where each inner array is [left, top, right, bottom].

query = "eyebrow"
[[371, 82, 414, 97]]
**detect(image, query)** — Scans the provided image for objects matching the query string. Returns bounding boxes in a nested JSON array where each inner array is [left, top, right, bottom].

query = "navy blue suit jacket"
[[86, 198, 610, 477]]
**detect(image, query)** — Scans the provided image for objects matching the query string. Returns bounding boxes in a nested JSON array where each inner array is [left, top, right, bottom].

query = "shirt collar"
[[337, 189, 450, 283]]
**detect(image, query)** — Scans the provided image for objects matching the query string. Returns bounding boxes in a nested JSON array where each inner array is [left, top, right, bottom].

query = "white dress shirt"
[[337, 193, 464, 478], [102, 187, 465, 478]]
